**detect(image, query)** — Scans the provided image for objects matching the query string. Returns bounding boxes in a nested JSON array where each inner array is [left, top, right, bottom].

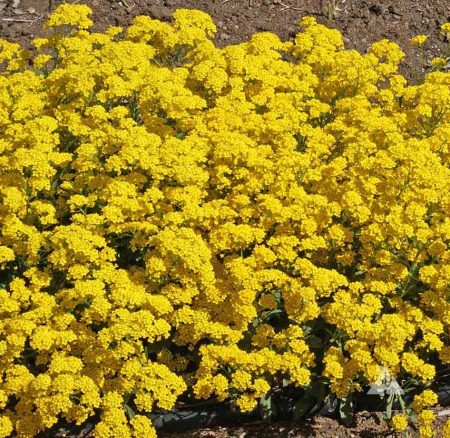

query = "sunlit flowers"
[[0, 3, 449, 438]]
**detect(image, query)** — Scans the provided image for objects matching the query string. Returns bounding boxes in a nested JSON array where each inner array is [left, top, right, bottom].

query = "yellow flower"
[[0, 246, 14, 264], [440, 23, 450, 37], [412, 390, 438, 412], [1, 4, 450, 437], [0, 416, 13, 438], [431, 57, 447, 68], [235, 393, 258, 412], [411, 35, 428, 46], [44, 4, 93, 29], [418, 409, 435, 425], [130, 415, 157, 438], [442, 420, 450, 438], [391, 413, 408, 431], [33, 54, 52, 69]]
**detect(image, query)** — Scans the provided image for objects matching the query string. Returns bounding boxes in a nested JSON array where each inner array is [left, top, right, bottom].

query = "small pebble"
[[27, 7, 36, 14], [153, 6, 172, 20], [12, 0, 20, 7]]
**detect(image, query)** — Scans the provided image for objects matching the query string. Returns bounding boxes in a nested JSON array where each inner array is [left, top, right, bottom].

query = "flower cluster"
[[0, 4, 450, 437]]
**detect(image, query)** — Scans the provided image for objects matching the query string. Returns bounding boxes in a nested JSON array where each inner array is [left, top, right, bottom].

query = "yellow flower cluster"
[[0, 4, 450, 437], [391, 413, 408, 431], [411, 35, 428, 47]]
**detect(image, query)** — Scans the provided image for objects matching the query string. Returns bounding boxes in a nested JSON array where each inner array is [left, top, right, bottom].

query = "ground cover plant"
[[0, 4, 450, 437]]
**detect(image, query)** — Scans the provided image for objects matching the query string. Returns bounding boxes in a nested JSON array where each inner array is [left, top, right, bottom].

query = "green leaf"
[[321, 394, 338, 415], [262, 309, 283, 320], [293, 396, 316, 422], [308, 381, 327, 408], [259, 392, 276, 421], [385, 392, 395, 420], [306, 335, 322, 350], [338, 396, 354, 425], [124, 404, 135, 420]]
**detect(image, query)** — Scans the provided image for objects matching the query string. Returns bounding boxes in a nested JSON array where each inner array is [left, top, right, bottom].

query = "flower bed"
[[0, 4, 450, 437]]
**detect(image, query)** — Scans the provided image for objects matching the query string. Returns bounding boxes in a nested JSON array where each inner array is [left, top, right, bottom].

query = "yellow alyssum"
[[0, 3, 449, 437], [391, 413, 408, 431], [411, 35, 428, 46]]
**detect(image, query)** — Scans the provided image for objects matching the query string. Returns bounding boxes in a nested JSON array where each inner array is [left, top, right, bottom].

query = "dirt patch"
[[159, 408, 450, 438], [39, 407, 450, 438], [1, 0, 450, 81], [157, 411, 394, 438]]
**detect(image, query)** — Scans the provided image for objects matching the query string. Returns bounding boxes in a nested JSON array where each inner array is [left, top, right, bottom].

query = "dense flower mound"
[[1, 4, 450, 437]]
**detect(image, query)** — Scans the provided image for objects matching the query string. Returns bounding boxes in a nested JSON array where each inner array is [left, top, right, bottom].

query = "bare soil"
[[42, 407, 450, 437], [158, 412, 395, 438], [1, 0, 450, 81], [157, 407, 450, 438]]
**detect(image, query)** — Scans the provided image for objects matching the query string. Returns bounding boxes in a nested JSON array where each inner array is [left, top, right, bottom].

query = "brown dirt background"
[[2, 0, 450, 436], [1, 0, 450, 81]]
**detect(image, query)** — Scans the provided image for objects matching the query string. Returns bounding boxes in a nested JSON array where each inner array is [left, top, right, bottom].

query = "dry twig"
[[279, 2, 303, 12], [2, 14, 44, 23]]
